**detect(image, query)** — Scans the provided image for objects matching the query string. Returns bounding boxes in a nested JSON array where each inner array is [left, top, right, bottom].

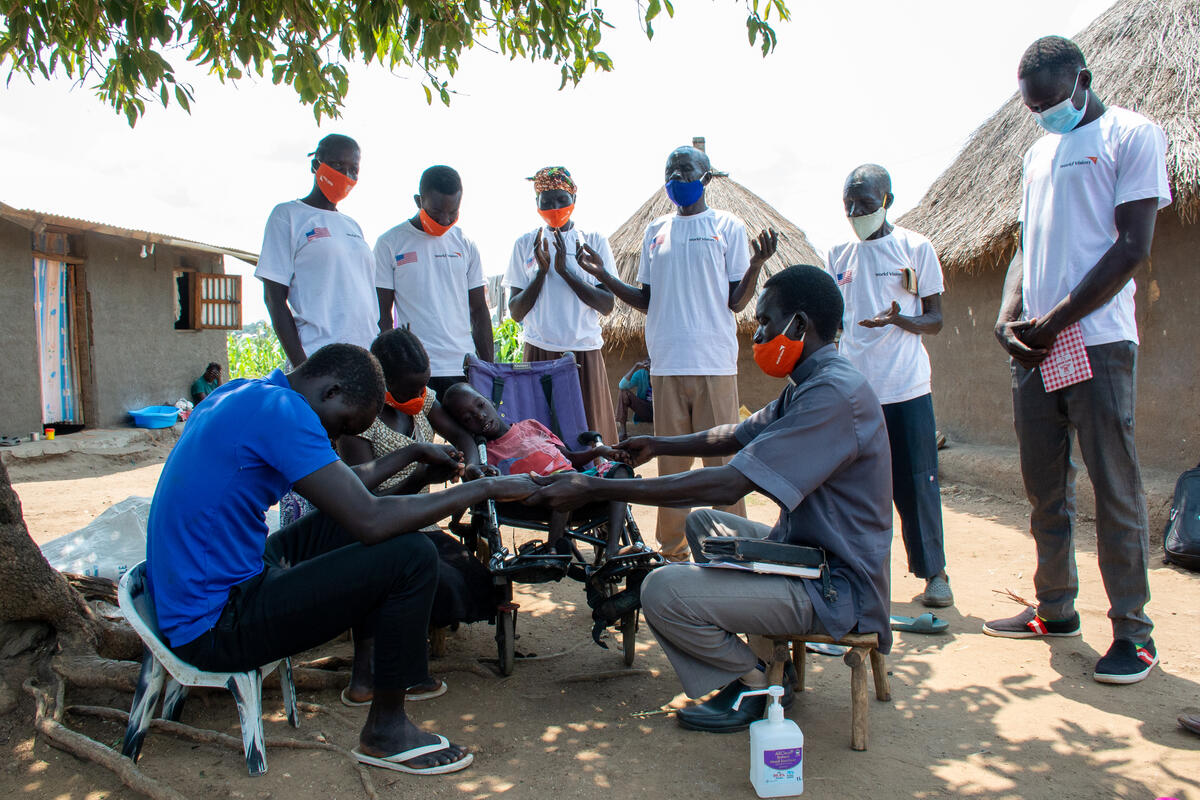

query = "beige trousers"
[[649, 374, 746, 560]]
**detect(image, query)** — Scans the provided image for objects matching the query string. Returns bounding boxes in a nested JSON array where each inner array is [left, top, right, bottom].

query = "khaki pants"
[[649, 374, 746, 560], [640, 510, 819, 698]]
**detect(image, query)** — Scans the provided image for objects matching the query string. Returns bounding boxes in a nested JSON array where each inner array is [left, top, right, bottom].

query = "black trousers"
[[173, 512, 438, 691], [881, 393, 946, 579]]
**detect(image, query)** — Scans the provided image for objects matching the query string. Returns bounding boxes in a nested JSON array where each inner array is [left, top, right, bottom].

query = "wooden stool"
[[765, 632, 890, 751]]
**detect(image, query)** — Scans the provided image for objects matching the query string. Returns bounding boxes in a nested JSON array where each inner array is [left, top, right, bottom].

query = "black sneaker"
[[1094, 638, 1158, 684], [982, 607, 1081, 638]]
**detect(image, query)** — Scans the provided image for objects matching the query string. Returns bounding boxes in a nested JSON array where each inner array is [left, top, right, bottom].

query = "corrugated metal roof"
[[0, 200, 259, 265]]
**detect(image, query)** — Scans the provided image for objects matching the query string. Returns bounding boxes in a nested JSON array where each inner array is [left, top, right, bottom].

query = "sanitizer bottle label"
[[764, 747, 803, 770]]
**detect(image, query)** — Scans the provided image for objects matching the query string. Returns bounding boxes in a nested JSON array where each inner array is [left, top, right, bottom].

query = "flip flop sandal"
[[890, 612, 950, 633], [352, 735, 474, 775], [0, 436, 21, 447], [342, 679, 448, 707], [806, 642, 850, 656], [1179, 712, 1200, 736]]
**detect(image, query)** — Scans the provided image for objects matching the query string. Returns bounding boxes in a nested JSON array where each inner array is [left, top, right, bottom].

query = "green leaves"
[[0, 0, 790, 125]]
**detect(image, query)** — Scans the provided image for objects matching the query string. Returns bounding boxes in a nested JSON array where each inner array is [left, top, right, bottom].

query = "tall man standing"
[[581, 145, 777, 559], [987, 35, 1171, 685], [505, 166, 619, 444], [375, 166, 493, 400], [827, 164, 952, 608], [256, 134, 379, 366]]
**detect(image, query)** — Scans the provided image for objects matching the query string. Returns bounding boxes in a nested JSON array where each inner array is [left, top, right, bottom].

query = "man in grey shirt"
[[528, 265, 893, 732]]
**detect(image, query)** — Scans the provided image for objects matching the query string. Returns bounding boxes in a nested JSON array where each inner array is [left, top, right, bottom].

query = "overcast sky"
[[0, 0, 1114, 323]]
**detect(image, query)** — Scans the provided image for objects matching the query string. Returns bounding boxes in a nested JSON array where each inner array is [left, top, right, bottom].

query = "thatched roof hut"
[[601, 139, 824, 347], [898, 0, 1200, 275]]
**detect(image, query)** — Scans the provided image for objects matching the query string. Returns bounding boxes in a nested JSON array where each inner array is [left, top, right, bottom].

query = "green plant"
[[493, 318, 523, 364], [227, 325, 285, 379]]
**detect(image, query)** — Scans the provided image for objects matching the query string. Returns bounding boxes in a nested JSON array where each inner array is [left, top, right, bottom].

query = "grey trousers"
[[641, 509, 820, 698], [1012, 341, 1153, 641]]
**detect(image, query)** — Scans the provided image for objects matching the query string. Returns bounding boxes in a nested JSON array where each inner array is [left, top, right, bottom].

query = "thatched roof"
[[898, 0, 1200, 275], [602, 174, 824, 346]]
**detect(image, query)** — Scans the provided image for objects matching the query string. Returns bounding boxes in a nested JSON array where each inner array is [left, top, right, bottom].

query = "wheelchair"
[[448, 353, 664, 675]]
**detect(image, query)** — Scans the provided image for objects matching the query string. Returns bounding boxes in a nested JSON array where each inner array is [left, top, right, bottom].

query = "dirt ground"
[[4, 446, 1199, 800]]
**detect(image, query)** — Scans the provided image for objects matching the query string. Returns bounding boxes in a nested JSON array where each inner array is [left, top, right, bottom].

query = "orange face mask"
[[385, 388, 427, 416], [752, 317, 805, 378], [419, 209, 457, 237], [538, 204, 575, 230], [315, 163, 356, 204]]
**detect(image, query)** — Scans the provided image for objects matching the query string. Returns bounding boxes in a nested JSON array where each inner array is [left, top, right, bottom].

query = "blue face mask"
[[665, 179, 705, 208], [1035, 71, 1087, 134]]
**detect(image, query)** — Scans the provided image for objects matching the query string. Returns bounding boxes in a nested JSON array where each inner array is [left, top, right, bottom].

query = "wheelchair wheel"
[[620, 610, 638, 667], [497, 608, 516, 676]]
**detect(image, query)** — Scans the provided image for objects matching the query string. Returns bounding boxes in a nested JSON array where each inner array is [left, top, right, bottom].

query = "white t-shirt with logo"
[[374, 221, 485, 377], [254, 200, 380, 355], [636, 209, 750, 376], [827, 226, 946, 405], [503, 226, 617, 352], [1020, 106, 1172, 346]]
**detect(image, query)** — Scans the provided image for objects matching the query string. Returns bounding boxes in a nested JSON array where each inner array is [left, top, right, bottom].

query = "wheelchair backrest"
[[463, 353, 589, 446]]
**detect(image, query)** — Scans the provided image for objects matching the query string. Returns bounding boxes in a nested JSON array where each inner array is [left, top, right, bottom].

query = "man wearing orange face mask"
[[525, 265, 893, 732], [504, 166, 619, 444], [375, 166, 493, 401], [256, 134, 380, 367]]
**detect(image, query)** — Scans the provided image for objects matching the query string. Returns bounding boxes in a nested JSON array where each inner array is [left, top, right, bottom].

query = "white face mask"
[[849, 206, 887, 241]]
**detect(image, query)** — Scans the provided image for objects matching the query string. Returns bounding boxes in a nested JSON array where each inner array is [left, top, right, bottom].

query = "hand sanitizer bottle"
[[733, 685, 804, 797]]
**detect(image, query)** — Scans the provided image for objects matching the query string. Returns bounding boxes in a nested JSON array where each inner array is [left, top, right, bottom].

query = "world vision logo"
[[688, 235, 720, 243], [1060, 156, 1099, 169]]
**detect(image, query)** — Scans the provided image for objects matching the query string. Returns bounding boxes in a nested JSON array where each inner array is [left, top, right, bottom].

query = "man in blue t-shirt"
[[147, 343, 535, 776]]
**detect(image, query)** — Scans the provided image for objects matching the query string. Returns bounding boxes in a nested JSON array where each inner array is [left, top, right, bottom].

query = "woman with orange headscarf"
[[503, 167, 620, 444]]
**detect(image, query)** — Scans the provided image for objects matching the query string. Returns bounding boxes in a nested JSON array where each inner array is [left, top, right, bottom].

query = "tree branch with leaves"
[[0, 0, 790, 125]]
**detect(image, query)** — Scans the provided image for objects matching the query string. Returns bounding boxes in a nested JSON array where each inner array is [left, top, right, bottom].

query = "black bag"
[[1164, 461, 1200, 571]]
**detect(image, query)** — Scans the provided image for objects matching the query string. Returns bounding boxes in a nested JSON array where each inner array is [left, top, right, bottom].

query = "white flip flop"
[[352, 735, 474, 775], [341, 679, 448, 707]]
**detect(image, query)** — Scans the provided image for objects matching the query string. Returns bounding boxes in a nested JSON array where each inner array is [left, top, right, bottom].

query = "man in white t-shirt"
[[375, 165, 493, 400], [505, 166, 620, 444], [986, 36, 1171, 686], [584, 145, 777, 559], [255, 134, 379, 365], [827, 164, 951, 608]]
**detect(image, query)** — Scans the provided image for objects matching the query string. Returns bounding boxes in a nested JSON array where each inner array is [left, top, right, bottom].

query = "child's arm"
[[557, 444, 630, 470]]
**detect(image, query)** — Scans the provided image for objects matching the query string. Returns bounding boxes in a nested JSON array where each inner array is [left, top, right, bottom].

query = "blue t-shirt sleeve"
[[249, 392, 340, 483]]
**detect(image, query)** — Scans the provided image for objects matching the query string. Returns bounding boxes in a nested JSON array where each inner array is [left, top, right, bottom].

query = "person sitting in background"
[[191, 362, 222, 404], [442, 382, 635, 559], [616, 358, 652, 439]]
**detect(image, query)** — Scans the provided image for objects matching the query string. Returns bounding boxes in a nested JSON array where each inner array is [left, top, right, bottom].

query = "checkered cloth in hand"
[[1040, 322, 1093, 392]]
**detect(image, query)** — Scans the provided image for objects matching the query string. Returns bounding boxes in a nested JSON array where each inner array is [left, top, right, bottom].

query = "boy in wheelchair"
[[442, 382, 642, 560]]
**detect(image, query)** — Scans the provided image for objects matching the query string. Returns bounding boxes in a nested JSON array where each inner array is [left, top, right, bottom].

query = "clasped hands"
[[474, 436, 656, 510], [994, 315, 1061, 368]]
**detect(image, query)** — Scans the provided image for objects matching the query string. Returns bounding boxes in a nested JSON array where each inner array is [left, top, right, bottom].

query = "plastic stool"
[[118, 562, 299, 776]]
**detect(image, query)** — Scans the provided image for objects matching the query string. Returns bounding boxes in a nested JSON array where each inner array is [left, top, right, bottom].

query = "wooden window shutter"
[[192, 274, 242, 330]]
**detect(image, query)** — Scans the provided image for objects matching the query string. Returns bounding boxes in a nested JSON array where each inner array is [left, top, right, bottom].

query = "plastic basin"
[[129, 406, 180, 429]]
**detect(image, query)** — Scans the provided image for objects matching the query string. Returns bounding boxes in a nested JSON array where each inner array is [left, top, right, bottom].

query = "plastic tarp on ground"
[[39, 496, 150, 581], [39, 497, 283, 581]]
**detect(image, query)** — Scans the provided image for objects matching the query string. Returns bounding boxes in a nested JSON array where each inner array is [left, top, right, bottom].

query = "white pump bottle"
[[733, 685, 804, 797]]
